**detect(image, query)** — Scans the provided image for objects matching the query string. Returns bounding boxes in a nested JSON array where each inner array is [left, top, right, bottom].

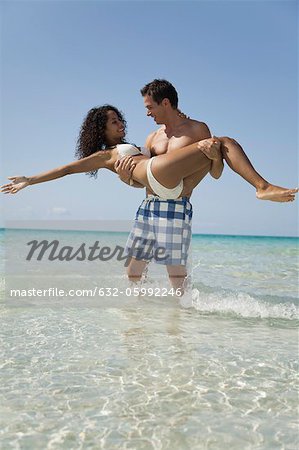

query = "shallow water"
[[1, 230, 298, 449]]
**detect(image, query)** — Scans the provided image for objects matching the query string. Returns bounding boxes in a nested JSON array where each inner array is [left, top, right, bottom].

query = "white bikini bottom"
[[146, 157, 183, 200]]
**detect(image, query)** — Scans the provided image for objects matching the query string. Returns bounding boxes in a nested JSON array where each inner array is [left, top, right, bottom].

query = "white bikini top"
[[117, 143, 183, 199], [116, 144, 151, 158]]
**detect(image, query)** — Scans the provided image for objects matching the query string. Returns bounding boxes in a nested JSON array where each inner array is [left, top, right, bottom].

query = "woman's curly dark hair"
[[75, 104, 127, 178]]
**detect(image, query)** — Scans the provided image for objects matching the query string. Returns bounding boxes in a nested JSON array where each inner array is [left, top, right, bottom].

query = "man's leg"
[[126, 257, 149, 282], [124, 198, 154, 284], [166, 264, 188, 295], [155, 197, 192, 296], [220, 137, 298, 202]]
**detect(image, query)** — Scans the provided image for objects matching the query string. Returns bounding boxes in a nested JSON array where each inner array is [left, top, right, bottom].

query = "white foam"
[[186, 289, 298, 320]]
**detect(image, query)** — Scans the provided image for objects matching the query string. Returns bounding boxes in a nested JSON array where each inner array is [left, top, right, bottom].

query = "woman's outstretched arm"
[[1, 150, 110, 194]]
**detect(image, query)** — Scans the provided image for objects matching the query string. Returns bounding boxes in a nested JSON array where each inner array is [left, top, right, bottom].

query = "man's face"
[[143, 94, 166, 124]]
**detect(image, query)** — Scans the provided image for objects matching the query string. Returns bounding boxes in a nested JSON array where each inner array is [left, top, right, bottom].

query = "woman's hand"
[[1, 176, 30, 194]]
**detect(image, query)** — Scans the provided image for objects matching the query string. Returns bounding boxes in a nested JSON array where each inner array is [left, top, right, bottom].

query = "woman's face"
[[105, 110, 126, 145]]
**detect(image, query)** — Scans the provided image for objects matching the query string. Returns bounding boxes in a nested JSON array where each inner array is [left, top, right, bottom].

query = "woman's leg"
[[130, 141, 212, 189], [150, 140, 214, 187], [150, 137, 297, 202], [220, 137, 298, 201]]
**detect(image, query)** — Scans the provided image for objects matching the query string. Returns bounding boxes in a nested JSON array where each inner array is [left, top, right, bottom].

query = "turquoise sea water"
[[0, 229, 298, 449]]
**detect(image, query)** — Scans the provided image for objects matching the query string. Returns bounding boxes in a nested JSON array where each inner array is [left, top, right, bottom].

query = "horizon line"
[[0, 227, 297, 240]]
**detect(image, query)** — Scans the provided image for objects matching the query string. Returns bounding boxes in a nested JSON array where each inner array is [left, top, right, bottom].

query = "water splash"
[[186, 288, 298, 320]]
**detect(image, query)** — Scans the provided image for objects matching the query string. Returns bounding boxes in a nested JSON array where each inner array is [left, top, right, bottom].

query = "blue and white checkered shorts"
[[125, 196, 193, 266]]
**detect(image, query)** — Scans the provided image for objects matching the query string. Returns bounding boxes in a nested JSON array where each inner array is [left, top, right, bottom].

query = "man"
[[116, 80, 222, 292], [116, 79, 297, 291]]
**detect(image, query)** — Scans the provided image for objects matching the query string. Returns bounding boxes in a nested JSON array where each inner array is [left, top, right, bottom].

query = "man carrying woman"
[[1, 80, 297, 294]]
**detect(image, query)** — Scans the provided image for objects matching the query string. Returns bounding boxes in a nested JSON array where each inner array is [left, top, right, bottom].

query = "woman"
[[0, 105, 220, 197], [1, 105, 297, 202]]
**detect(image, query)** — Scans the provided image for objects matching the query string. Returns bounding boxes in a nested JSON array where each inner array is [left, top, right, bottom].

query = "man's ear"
[[162, 98, 170, 107]]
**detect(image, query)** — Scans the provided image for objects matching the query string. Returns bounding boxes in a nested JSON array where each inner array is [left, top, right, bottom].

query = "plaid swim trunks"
[[125, 196, 193, 266]]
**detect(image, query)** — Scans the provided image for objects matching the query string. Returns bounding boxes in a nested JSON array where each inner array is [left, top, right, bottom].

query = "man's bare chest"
[[151, 132, 196, 156]]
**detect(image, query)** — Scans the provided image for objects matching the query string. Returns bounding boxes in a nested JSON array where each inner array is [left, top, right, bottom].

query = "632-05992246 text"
[[9, 287, 183, 298]]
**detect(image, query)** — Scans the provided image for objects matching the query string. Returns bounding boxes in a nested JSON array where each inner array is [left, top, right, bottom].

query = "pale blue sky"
[[1, 0, 298, 236]]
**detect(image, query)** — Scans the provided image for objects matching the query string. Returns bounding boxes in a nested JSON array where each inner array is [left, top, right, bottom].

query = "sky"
[[1, 0, 298, 236]]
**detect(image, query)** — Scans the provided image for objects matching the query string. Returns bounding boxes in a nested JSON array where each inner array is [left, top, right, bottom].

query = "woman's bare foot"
[[256, 184, 298, 202]]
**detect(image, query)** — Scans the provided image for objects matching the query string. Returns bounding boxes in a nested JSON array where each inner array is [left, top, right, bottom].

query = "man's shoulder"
[[145, 127, 164, 147], [188, 118, 209, 129], [185, 119, 211, 139]]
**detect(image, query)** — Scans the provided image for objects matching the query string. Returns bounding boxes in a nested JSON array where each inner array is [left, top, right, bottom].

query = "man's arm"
[[144, 131, 156, 156], [114, 130, 157, 188], [114, 157, 144, 188], [182, 123, 224, 196], [181, 122, 212, 196], [200, 136, 224, 179], [194, 124, 223, 179], [209, 153, 224, 179]]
